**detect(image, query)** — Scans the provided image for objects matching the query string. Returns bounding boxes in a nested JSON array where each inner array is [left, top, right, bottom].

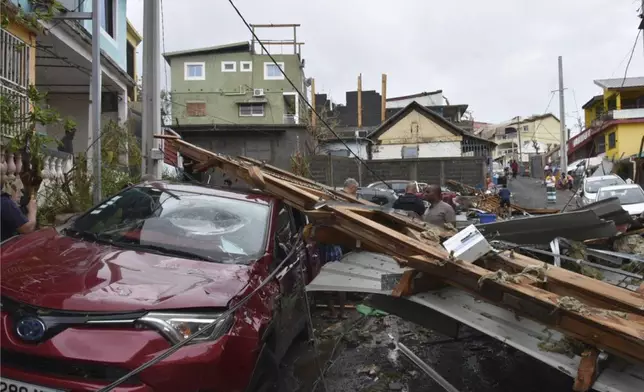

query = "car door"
[[271, 203, 307, 359]]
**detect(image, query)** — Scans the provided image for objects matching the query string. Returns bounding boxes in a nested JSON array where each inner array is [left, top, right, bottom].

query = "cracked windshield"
[[0, 1, 643, 392]]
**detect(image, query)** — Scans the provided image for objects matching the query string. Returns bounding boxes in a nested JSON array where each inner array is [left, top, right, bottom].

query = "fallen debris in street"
[[158, 135, 644, 389]]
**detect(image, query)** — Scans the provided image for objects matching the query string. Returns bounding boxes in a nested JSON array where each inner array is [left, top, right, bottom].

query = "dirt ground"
[[277, 304, 577, 392]]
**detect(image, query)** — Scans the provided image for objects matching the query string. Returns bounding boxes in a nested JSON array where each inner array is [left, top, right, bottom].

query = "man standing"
[[393, 182, 426, 217], [342, 178, 359, 197], [511, 160, 519, 179], [1, 186, 38, 242], [422, 185, 456, 226]]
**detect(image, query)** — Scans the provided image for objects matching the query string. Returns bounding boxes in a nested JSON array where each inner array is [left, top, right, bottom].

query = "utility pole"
[[310, 78, 316, 129], [357, 74, 363, 128], [558, 56, 567, 172], [91, 0, 102, 204], [517, 116, 522, 167], [142, 0, 162, 179]]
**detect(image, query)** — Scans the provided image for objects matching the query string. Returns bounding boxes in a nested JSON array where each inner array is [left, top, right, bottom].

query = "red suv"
[[0, 182, 319, 392]]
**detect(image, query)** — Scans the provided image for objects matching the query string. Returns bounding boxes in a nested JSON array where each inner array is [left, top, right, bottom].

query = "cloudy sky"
[[127, 0, 644, 130]]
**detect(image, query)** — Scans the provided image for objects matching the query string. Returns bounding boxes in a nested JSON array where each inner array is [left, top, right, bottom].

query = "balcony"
[[495, 133, 518, 141], [1, 148, 74, 206], [608, 108, 644, 121], [0, 27, 31, 139]]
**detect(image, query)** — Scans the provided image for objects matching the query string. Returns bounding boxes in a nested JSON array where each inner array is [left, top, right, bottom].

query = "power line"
[[226, 0, 391, 189], [621, 29, 641, 87]]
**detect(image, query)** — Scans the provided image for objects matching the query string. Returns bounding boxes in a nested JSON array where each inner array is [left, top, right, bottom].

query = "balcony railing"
[[283, 114, 299, 124], [1, 148, 74, 206], [495, 133, 517, 141], [1, 27, 31, 138], [608, 108, 644, 121]]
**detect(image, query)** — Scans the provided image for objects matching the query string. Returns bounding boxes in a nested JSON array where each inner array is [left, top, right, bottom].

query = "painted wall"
[[371, 142, 461, 160], [170, 52, 305, 125], [45, 94, 118, 155], [80, 0, 128, 71], [319, 141, 369, 159], [3, 22, 37, 86], [12, 0, 128, 71], [376, 110, 462, 145], [604, 122, 644, 160]]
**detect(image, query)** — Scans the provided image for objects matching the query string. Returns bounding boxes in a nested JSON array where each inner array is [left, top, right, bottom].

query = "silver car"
[[577, 174, 626, 207], [596, 184, 644, 218]]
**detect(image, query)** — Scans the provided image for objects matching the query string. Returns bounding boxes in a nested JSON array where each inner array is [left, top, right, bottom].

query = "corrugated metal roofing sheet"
[[595, 77, 644, 89], [307, 251, 644, 392]]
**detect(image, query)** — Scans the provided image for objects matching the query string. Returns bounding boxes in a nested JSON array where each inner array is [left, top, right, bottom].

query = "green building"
[[163, 40, 310, 169]]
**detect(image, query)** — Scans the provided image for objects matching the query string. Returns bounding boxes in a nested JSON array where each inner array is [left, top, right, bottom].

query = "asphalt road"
[[508, 176, 576, 210]]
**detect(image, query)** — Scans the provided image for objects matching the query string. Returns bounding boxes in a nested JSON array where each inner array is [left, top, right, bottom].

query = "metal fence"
[[1, 27, 31, 138]]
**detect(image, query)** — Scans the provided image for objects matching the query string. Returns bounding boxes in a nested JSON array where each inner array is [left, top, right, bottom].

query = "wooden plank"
[[155, 135, 644, 365], [496, 252, 644, 316]]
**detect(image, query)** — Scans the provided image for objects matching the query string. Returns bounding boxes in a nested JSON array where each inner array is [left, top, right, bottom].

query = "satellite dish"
[[305, 78, 313, 87]]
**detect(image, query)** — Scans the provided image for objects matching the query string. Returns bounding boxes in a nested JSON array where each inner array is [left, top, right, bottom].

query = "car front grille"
[[1, 349, 140, 385]]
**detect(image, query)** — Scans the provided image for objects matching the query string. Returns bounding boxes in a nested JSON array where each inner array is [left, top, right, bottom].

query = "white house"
[[368, 101, 494, 159]]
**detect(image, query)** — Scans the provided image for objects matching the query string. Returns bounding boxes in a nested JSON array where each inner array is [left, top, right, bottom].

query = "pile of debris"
[[447, 179, 560, 216], [159, 135, 644, 391]]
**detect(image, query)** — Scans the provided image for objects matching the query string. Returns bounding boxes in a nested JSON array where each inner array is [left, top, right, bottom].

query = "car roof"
[[586, 175, 623, 182], [144, 181, 275, 205], [597, 184, 643, 192]]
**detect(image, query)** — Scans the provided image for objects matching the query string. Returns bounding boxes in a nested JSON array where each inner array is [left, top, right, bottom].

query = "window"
[[240, 61, 252, 72], [184, 62, 205, 80], [186, 102, 206, 117], [608, 132, 616, 149], [264, 62, 285, 80], [523, 125, 529, 132], [401, 146, 418, 159], [595, 135, 606, 154], [100, 0, 115, 38], [221, 61, 236, 72], [239, 103, 264, 117], [328, 149, 350, 157], [69, 186, 271, 264]]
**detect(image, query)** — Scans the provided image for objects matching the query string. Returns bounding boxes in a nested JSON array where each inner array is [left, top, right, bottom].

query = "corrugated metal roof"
[[307, 251, 644, 392], [594, 77, 644, 89]]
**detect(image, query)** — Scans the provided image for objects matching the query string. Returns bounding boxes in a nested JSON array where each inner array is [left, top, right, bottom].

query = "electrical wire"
[[621, 29, 642, 88], [226, 0, 392, 190], [96, 239, 305, 392]]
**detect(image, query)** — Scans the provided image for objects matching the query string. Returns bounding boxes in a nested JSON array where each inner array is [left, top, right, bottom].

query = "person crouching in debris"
[[303, 224, 347, 318], [422, 185, 456, 226], [392, 182, 426, 218], [342, 177, 359, 197]]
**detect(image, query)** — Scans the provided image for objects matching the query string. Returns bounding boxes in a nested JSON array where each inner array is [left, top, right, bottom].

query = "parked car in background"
[[357, 188, 398, 207], [596, 184, 644, 218], [0, 182, 319, 392], [366, 180, 458, 209], [577, 174, 626, 207]]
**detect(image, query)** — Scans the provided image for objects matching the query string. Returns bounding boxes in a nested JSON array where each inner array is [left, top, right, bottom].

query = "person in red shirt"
[[510, 160, 519, 179]]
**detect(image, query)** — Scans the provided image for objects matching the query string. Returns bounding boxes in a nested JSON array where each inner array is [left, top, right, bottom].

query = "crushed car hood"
[[0, 229, 254, 312]]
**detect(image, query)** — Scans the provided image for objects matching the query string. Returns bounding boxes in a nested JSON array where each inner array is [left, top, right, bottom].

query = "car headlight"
[[139, 312, 234, 344]]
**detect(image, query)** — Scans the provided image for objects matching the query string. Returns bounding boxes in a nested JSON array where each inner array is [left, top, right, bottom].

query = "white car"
[[577, 174, 626, 206], [596, 184, 644, 218]]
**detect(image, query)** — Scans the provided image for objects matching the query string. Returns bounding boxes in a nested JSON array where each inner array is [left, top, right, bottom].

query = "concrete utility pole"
[[91, 0, 102, 204], [558, 56, 567, 172], [357, 74, 363, 128], [517, 117, 522, 166], [142, 0, 162, 179]]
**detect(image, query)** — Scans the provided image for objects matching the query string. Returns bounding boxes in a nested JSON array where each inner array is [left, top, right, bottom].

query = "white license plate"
[[0, 378, 63, 392]]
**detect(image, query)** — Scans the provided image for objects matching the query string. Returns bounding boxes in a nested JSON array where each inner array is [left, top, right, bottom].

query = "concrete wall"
[[170, 52, 305, 126], [180, 128, 309, 171], [319, 141, 369, 159], [371, 142, 462, 160], [309, 156, 485, 188], [45, 94, 118, 156]]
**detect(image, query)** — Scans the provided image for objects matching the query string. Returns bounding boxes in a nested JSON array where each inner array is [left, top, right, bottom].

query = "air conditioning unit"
[[253, 89, 265, 97]]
